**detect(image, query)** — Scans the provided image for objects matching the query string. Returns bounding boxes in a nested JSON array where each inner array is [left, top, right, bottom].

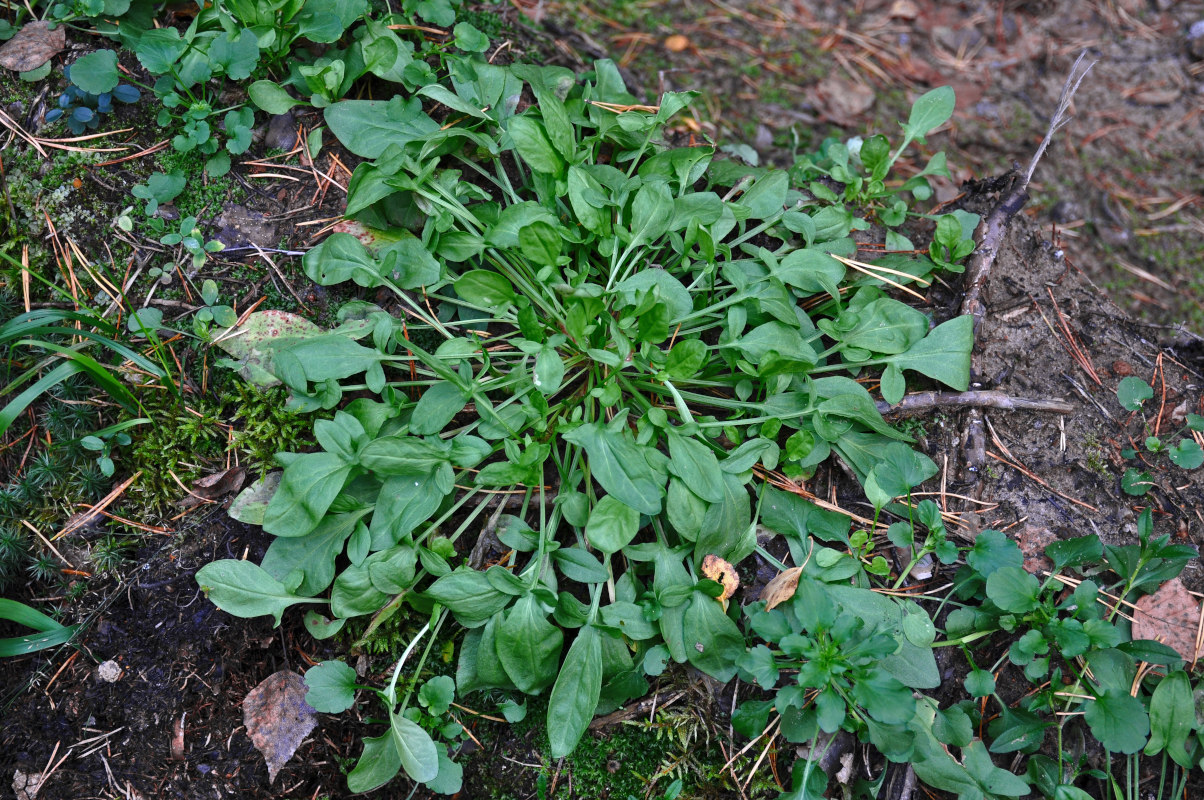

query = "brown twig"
[[877, 390, 1074, 417], [960, 52, 1095, 331]]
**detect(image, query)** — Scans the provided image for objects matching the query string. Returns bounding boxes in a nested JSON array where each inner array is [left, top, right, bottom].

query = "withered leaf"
[[701, 554, 739, 602], [243, 671, 318, 783], [761, 566, 803, 610], [0, 22, 65, 73], [1132, 578, 1202, 663], [177, 467, 248, 509]]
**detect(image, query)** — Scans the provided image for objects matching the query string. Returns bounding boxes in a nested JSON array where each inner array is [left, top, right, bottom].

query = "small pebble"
[[97, 660, 122, 683]]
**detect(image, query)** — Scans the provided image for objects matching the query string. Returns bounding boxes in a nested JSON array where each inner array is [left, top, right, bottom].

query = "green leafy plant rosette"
[[197, 61, 978, 794]]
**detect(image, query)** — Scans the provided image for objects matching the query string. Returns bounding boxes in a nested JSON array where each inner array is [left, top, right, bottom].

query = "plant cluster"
[[45, 60, 140, 135], [1115, 375, 1204, 496], [194, 59, 984, 795]]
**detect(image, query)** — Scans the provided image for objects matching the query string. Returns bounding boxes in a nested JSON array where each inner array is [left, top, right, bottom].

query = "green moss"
[[153, 148, 246, 219]]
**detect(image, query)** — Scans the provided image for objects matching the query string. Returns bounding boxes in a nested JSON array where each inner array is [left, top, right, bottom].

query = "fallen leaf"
[[1016, 525, 1057, 575], [701, 554, 739, 601], [1133, 578, 1202, 662], [760, 566, 803, 610], [178, 467, 248, 509], [664, 34, 690, 52], [0, 21, 65, 73], [812, 75, 875, 126], [888, 0, 920, 19], [243, 671, 318, 784]]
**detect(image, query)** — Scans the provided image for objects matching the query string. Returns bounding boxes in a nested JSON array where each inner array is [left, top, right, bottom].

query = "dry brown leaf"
[[760, 566, 803, 610], [812, 75, 875, 126], [177, 467, 248, 509], [701, 554, 739, 601], [1132, 578, 1202, 662], [664, 34, 690, 52], [243, 671, 318, 784], [0, 21, 66, 73], [1016, 525, 1056, 575]]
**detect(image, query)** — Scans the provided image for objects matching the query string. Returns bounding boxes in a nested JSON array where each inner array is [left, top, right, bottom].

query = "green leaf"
[[1121, 468, 1154, 496], [965, 670, 995, 698], [71, 50, 120, 94], [629, 180, 673, 246], [508, 115, 564, 175], [261, 511, 363, 595], [1084, 689, 1150, 754], [249, 80, 299, 114], [0, 598, 78, 657], [454, 270, 516, 307], [209, 28, 259, 80], [425, 568, 513, 627], [903, 86, 956, 141], [962, 739, 1029, 797], [390, 711, 439, 783], [882, 315, 973, 391], [966, 529, 1023, 578], [1168, 439, 1203, 469], [1117, 376, 1153, 411], [547, 626, 603, 758], [196, 559, 324, 625], [370, 470, 452, 548], [496, 594, 564, 693], [325, 96, 438, 158], [382, 237, 442, 289], [774, 248, 846, 296], [737, 170, 787, 218], [1045, 535, 1103, 572], [304, 660, 358, 713], [586, 495, 641, 555], [409, 381, 468, 436], [665, 431, 725, 503], [135, 27, 186, 73], [1145, 671, 1195, 766], [682, 591, 743, 682], [261, 452, 351, 537], [453, 21, 489, 52], [986, 566, 1040, 613], [347, 732, 401, 793], [664, 339, 707, 379], [425, 749, 463, 794], [563, 422, 666, 515], [295, 0, 365, 42]]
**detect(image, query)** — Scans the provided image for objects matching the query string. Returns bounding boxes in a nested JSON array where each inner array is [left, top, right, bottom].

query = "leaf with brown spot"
[[243, 671, 318, 784], [213, 309, 323, 387], [701, 554, 739, 601], [1132, 578, 1202, 663], [760, 566, 803, 610], [0, 22, 65, 73]]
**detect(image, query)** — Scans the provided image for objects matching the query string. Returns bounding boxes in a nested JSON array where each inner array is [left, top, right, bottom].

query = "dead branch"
[[959, 52, 1095, 331], [878, 390, 1074, 417]]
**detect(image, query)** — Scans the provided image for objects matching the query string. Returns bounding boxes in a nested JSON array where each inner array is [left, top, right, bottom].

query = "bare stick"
[[959, 52, 1096, 330], [877, 390, 1074, 417]]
